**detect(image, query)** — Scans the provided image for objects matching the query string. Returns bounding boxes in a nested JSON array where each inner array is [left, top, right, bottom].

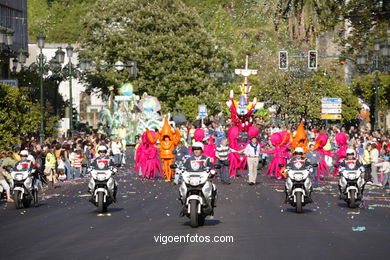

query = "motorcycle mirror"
[[170, 164, 177, 169], [312, 163, 318, 167], [278, 164, 284, 167]]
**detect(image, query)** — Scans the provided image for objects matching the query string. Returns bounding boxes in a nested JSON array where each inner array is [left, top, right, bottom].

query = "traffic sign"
[[0, 79, 18, 86], [321, 98, 342, 103], [321, 114, 342, 120], [234, 69, 258, 77], [321, 108, 342, 114], [321, 103, 342, 109], [198, 105, 207, 118]]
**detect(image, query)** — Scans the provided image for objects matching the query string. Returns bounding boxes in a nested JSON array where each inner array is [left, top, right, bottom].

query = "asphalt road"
[[1, 151, 389, 260]]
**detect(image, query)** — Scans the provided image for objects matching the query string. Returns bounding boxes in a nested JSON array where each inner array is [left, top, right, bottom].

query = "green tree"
[[80, 0, 233, 119], [0, 84, 39, 147], [274, 0, 338, 43], [28, 0, 95, 43], [350, 72, 390, 111], [258, 69, 360, 123]]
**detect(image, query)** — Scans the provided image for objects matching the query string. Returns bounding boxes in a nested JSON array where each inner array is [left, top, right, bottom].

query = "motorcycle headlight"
[[92, 170, 111, 181], [342, 170, 360, 180], [189, 174, 201, 186], [12, 171, 29, 181], [289, 170, 308, 181]]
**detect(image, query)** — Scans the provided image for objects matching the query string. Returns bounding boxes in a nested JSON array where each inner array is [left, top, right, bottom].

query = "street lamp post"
[[37, 33, 46, 144], [66, 45, 74, 135]]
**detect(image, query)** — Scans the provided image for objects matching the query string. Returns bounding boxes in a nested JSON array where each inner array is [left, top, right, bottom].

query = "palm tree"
[[275, 0, 330, 43]]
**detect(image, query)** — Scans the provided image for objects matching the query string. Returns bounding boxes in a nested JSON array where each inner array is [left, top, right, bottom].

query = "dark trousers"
[[218, 159, 230, 183], [364, 164, 372, 182]]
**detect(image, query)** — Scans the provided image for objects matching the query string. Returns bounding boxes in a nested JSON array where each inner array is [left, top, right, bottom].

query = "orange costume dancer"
[[146, 117, 181, 182], [291, 121, 309, 154]]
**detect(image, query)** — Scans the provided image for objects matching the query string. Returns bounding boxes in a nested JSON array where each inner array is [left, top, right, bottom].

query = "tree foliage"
[[28, 0, 94, 43], [258, 69, 359, 123], [80, 0, 233, 119], [350, 72, 390, 111], [0, 84, 45, 147]]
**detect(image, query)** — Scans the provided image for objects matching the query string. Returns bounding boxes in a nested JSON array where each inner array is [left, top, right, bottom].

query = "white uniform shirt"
[[244, 142, 261, 157]]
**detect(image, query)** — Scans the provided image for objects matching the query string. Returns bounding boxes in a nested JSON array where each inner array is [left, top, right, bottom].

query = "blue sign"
[[0, 79, 18, 87], [321, 98, 341, 103], [198, 105, 207, 118]]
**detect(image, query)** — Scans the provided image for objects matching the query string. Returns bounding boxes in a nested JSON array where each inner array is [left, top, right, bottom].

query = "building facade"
[[0, 0, 28, 79], [24, 43, 106, 133]]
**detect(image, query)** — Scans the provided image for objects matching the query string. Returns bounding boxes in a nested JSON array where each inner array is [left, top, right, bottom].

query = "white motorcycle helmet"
[[346, 148, 355, 157], [192, 142, 204, 152], [294, 147, 304, 155], [20, 150, 29, 157], [97, 145, 108, 153]]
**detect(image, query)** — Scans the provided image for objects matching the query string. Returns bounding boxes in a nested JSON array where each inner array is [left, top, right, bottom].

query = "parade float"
[[98, 83, 168, 144]]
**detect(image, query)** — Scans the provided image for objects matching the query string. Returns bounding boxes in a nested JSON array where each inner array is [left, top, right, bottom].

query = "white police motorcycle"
[[88, 160, 117, 213], [283, 161, 313, 213], [11, 163, 40, 209], [171, 163, 219, 228], [338, 162, 365, 208]]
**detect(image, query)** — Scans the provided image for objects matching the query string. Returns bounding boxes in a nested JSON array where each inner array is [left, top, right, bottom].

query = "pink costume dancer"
[[332, 132, 348, 176], [260, 131, 291, 179], [134, 131, 162, 179], [227, 126, 247, 177], [203, 135, 217, 164], [314, 133, 332, 180], [134, 133, 147, 176]]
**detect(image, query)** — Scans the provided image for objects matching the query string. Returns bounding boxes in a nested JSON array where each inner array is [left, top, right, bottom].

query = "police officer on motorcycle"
[[184, 142, 213, 171], [285, 147, 312, 202], [286, 147, 310, 170], [338, 148, 363, 170], [89, 145, 118, 201], [15, 150, 39, 185], [183, 142, 217, 206], [338, 148, 365, 199]]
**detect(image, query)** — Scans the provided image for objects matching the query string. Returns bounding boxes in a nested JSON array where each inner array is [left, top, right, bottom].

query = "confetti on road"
[[352, 226, 366, 232], [97, 213, 112, 217]]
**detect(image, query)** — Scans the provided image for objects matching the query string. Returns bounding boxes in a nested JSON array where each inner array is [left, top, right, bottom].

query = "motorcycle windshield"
[[15, 162, 30, 171], [96, 159, 110, 170]]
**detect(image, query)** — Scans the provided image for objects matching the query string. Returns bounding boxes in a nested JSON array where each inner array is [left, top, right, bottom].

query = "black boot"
[[113, 185, 117, 202], [284, 191, 289, 204]]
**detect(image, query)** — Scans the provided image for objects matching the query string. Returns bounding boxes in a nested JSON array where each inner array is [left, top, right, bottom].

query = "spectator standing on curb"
[[44, 147, 57, 189], [370, 143, 380, 186]]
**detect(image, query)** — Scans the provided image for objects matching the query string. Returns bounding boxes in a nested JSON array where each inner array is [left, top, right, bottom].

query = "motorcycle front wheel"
[[13, 190, 22, 209], [348, 190, 357, 208], [33, 190, 39, 207], [23, 198, 31, 208], [190, 200, 199, 228], [295, 192, 303, 213], [97, 192, 106, 213]]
